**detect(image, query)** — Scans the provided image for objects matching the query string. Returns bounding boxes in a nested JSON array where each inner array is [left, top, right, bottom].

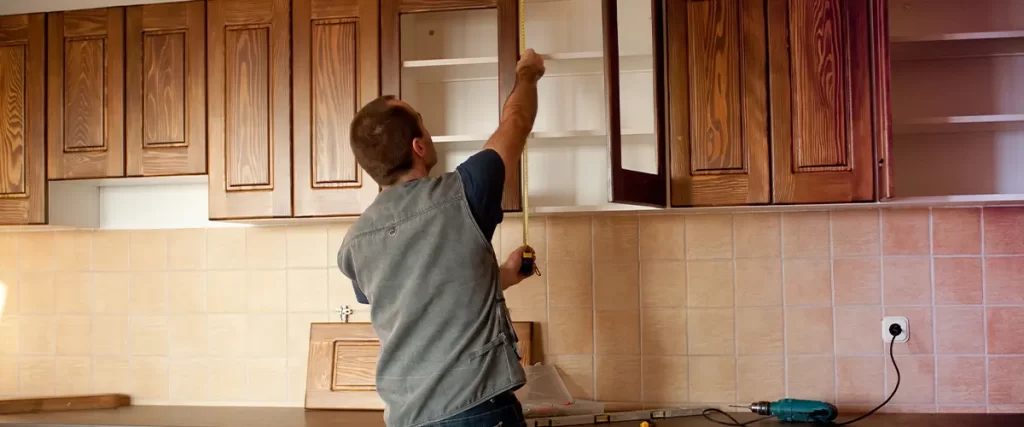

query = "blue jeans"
[[426, 391, 526, 427]]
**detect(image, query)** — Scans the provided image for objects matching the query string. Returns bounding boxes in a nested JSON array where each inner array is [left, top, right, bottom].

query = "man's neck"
[[381, 168, 428, 190]]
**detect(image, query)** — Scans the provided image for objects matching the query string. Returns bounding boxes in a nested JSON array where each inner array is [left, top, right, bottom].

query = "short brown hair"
[[349, 95, 423, 185]]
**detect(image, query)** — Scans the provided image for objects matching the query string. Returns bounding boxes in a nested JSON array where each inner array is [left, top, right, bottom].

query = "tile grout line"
[[879, 209, 888, 402], [980, 208, 989, 409], [683, 215, 691, 406], [780, 213, 789, 399], [731, 214, 738, 407], [636, 217, 643, 404], [590, 216, 597, 400], [829, 211, 839, 404], [929, 208, 938, 409]]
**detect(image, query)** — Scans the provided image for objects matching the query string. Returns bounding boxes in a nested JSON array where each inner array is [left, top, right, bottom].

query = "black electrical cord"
[[701, 326, 903, 426]]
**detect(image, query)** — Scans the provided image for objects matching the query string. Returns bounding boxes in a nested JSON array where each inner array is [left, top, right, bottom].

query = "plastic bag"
[[515, 363, 605, 418]]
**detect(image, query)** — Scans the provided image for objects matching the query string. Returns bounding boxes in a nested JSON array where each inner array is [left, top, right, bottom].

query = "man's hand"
[[516, 48, 545, 83], [500, 245, 538, 291]]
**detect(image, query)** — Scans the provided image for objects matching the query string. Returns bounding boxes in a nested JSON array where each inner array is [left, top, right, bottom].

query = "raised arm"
[[484, 49, 546, 172]]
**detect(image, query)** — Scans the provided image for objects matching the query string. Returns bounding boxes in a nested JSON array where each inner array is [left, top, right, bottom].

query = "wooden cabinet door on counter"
[[0, 14, 46, 225], [125, 1, 206, 177], [208, 0, 292, 219], [292, 0, 380, 217], [768, 0, 875, 203], [667, 0, 770, 207], [47, 8, 125, 180]]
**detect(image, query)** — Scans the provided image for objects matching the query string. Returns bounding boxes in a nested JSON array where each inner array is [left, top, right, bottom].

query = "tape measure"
[[517, 0, 537, 277]]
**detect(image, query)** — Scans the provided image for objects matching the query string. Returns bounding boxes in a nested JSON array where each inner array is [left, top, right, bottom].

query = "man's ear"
[[411, 137, 427, 157]]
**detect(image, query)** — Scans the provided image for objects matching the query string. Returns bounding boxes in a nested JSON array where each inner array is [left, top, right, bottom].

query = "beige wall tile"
[[988, 357, 1024, 404], [0, 270, 19, 315], [737, 356, 785, 402], [208, 358, 248, 400], [246, 314, 287, 357], [207, 271, 246, 313], [0, 233, 18, 271], [883, 258, 932, 305], [934, 257, 982, 305], [985, 257, 1024, 304], [548, 308, 593, 355], [208, 314, 246, 356], [640, 260, 685, 308], [734, 259, 782, 307], [130, 272, 168, 314], [247, 270, 287, 313], [170, 359, 209, 401], [885, 306, 934, 355], [19, 356, 56, 396], [91, 316, 129, 356], [247, 227, 287, 269], [643, 356, 688, 403], [20, 271, 54, 313], [782, 212, 829, 258], [287, 269, 329, 312], [326, 223, 352, 266], [132, 357, 169, 400], [687, 308, 734, 355], [783, 259, 832, 306], [286, 226, 328, 269], [985, 307, 1024, 354], [499, 217, 546, 262], [594, 262, 639, 310], [287, 313, 329, 361], [131, 315, 169, 356], [505, 262, 547, 309], [167, 229, 207, 270], [984, 207, 1024, 255], [785, 307, 833, 355], [168, 272, 206, 313], [55, 356, 92, 395], [935, 306, 984, 354], [736, 307, 783, 355], [686, 260, 733, 308], [20, 316, 55, 354], [689, 356, 735, 403], [55, 315, 91, 355], [833, 258, 881, 305], [247, 358, 287, 402], [887, 356, 935, 404], [169, 315, 208, 356], [593, 216, 638, 263], [92, 357, 131, 393], [837, 356, 883, 403], [207, 229, 246, 270], [932, 208, 981, 255], [639, 215, 685, 260], [19, 232, 55, 272], [595, 355, 641, 402], [548, 260, 593, 308], [547, 355, 594, 399], [834, 306, 882, 355], [937, 406, 987, 413], [287, 360, 307, 403], [92, 273, 130, 314], [734, 213, 781, 258], [686, 215, 732, 260], [54, 272, 91, 314], [0, 357, 16, 395], [832, 210, 880, 257], [92, 231, 130, 271], [641, 308, 686, 356], [54, 231, 92, 272], [787, 355, 835, 401], [595, 310, 639, 355], [129, 230, 167, 271], [882, 209, 931, 256], [547, 217, 591, 261], [0, 316, 17, 354], [937, 356, 985, 404]]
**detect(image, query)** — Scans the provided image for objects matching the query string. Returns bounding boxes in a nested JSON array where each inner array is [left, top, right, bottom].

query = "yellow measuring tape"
[[519, 0, 529, 249]]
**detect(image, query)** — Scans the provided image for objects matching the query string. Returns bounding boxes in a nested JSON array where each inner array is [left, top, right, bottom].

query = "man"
[[337, 49, 546, 427]]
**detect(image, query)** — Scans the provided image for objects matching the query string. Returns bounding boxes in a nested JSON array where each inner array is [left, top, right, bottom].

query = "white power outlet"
[[882, 316, 909, 343]]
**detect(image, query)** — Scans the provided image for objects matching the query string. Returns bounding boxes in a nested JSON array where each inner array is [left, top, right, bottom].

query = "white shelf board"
[[892, 30, 1024, 43], [402, 52, 653, 82], [893, 114, 1024, 134], [433, 129, 653, 143]]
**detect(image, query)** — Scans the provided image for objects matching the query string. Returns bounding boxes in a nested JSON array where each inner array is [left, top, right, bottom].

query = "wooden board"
[[305, 321, 533, 410], [0, 394, 130, 415], [0, 14, 46, 224]]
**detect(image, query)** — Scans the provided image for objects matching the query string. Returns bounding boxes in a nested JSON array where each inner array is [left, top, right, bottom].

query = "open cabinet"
[[887, 0, 1024, 200], [381, 0, 668, 212]]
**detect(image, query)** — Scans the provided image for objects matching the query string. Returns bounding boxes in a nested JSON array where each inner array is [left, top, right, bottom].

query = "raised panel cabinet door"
[[768, 0, 875, 203], [208, 0, 292, 219], [125, 1, 206, 177], [0, 14, 46, 225], [668, 0, 769, 207], [292, 0, 380, 217], [47, 8, 125, 180]]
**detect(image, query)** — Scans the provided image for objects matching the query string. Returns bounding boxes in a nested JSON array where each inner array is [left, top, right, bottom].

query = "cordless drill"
[[733, 399, 839, 423]]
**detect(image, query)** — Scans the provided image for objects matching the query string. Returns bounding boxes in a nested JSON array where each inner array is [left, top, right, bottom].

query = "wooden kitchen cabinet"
[[0, 14, 46, 225], [125, 1, 207, 177], [207, 0, 292, 219], [47, 7, 126, 180], [292, 0, 381, 217]]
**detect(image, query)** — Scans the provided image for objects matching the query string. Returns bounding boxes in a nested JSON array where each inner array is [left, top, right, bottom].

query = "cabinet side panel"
[[0, 14, 45, 224]]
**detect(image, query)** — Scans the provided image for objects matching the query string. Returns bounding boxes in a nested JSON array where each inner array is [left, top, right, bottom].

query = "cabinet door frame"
[[870, 0, 893, 200], [603, 0, 668, 207], [380, 0, 522, 212], [125, 1, 206, 177], [0, 14, 46, 224]]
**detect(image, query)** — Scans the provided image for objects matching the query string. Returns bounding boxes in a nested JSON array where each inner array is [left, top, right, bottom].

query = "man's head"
[[349, 95, 436, 186]]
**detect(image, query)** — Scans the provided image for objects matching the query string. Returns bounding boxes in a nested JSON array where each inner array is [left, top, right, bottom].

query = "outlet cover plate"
[[882, 316, 909, 343]]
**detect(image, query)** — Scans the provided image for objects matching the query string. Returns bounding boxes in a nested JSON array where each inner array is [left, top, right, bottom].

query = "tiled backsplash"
[[1, 207, 1023, 413]]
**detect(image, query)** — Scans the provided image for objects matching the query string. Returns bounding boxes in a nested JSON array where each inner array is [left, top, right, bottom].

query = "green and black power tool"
[[733, 399, 839, 423]]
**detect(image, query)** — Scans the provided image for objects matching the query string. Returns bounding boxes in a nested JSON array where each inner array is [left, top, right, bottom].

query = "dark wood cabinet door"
[[292, 0, 380, 217], [0, 14, 46, 224], [47, 8, 125, 180], [667, 0, 770, 207], [768, 0, 875, 203], [380, 0, 522, 212], [207, 0, 292, 219], [125, 1, 206, 177]]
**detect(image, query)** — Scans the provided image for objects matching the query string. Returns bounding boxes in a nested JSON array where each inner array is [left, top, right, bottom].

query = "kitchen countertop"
[[1, 407, 1022, 427]]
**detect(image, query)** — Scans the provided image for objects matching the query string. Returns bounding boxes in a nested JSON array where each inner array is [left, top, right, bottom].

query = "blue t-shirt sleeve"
[[456, 149, 505, 240]]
